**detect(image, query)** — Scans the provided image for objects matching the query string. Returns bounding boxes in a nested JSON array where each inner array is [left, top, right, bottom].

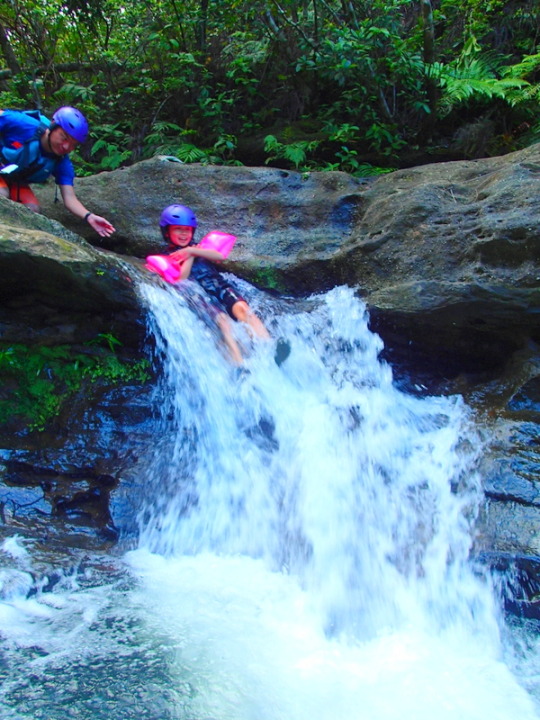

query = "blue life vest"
[[0, 110, 59, 183]]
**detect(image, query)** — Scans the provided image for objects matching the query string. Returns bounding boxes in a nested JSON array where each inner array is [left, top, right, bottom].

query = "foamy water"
[[0, 281, 538, 719]]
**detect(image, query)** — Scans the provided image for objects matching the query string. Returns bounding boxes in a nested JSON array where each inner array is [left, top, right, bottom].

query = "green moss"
[[250, 267, 287, 292], [0, 337, 150, 432]]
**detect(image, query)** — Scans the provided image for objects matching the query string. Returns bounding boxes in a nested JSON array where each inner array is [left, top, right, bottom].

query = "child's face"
[[168, 225, 194, 247]]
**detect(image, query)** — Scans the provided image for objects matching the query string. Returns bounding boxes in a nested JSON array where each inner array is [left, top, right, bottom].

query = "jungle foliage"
[[0, 336, 150, 432], [0, 0, 540, 176]]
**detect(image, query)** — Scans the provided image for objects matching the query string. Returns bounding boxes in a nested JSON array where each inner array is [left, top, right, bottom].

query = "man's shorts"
[[0, 177, 39, 206]]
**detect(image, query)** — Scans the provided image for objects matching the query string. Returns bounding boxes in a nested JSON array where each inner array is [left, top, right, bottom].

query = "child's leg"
[[231, 300, 271, 340], [215, 312, 244, 365]]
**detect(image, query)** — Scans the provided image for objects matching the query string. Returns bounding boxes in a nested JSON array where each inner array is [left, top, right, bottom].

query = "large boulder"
[[34, 148, 540, 371], [34, 159, 367, 262], [0, 196, 144, 347]]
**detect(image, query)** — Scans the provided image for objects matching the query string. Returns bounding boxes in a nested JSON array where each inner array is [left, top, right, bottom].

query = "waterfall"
[[0, 277, 538, 720], [137, 281, 487, 638]]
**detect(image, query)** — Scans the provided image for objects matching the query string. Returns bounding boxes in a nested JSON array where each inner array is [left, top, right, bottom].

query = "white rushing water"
[[0, 279, 539, 720]]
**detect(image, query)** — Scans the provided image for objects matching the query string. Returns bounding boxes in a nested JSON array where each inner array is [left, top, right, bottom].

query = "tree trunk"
[[196, 0, 209, 54], [420, 0, 438, 141], [0, 22, 22, 76]]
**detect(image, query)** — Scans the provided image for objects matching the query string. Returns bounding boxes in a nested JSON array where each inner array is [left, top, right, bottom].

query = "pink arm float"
[[199, 230, 237, 256], [145, 254, 182, 283], [145, 231, 237, 284]]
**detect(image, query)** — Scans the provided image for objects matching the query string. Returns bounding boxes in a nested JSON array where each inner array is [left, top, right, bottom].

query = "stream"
[[0, 279, 539, 719]]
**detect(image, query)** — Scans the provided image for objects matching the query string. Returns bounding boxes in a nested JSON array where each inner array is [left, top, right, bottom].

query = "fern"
[[503, 53, 540, 80], [143, 121, 184, 147], [429, 55, 530, 116], [174, 143, 210, 163], [500, 53, 540, 108], [264, 134, 320, 169], [52, 82, 96, 104]]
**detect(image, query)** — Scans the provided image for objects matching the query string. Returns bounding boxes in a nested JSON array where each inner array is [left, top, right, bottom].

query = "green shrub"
[[0, 336, 150, 432]]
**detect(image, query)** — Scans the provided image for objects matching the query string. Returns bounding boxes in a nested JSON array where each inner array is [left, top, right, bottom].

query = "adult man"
[[0, 106, 115, 237]]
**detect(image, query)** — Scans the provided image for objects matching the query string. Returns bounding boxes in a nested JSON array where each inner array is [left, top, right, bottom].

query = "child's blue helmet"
[[51, 106, 89, 143], [160, 204, 198, 228]]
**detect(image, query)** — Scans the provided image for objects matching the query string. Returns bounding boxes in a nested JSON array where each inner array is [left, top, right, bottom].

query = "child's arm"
[[168, 245, 225, 281], [170, 246, 225, 263], [179, 255, 194, 280]]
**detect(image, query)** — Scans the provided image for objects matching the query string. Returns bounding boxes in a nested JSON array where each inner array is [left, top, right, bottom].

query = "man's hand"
[[87, 213, 116, 238]]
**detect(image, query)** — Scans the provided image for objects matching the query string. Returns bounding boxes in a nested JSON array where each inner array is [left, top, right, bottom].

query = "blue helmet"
[[52, 106, 89, 143], [160, 204, 198, 229]]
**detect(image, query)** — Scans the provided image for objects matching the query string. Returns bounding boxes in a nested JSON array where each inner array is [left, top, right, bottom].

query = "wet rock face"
[[0, 205, 152, 551], [0, 379, 157, 551]]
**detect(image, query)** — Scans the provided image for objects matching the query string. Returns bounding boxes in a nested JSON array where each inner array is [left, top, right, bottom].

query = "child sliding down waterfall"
[[155, 204, 286, 366]]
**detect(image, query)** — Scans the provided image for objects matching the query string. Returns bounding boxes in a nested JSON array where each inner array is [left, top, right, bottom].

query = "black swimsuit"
[[189, 257, 245, 319]]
